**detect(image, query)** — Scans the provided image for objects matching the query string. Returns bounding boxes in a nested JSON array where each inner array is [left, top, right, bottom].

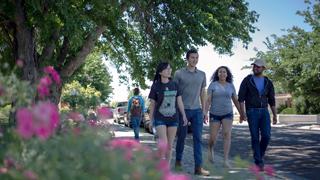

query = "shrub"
[[281, 107, 297, 114]]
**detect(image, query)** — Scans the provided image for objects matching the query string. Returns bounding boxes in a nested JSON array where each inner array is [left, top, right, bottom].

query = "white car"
[[113, 101, 128, 124]]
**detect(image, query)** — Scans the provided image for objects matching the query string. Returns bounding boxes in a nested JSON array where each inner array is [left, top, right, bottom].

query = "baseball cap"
[[251, 58, 266, 68]]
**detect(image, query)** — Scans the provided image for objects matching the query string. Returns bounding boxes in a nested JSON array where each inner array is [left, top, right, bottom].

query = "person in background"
[[127, 87, 145, 141]]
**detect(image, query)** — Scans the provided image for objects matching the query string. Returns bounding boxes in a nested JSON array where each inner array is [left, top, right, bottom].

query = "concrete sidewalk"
[[108, 120, 287, 180]]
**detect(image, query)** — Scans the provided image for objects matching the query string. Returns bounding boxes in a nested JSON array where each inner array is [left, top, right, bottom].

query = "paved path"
[[108, 120, 283, 180], [200, 122, 320, 180], [109, 119, 320, 179]]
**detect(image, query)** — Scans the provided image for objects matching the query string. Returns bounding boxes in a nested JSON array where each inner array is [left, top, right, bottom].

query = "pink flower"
[[39, 76, 52, 86], [248, 164, 263, 180], [37, 76, 52, 98], [23, 170, 38, 180], [16, 59, 24, 68], [248, 164, 260, 175], [4, 157, 16, 169], [16, 102, 60, 140], [157, 159, 170, 174], [163, 173, 191, 180], [44, 66, 61, 85], [0, 167, 8, 174], [88, 120, 97, 127], [110, 138, 141, 150], [264, 165, 275, 176], [37, 85, 50, 98], [97, 107, 113, 119], [67, 112, 84, 122], [16, 108, 34, 139], [157, 139, 168, 156]]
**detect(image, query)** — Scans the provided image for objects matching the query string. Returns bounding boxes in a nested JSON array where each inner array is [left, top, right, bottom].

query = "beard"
[[253, 71, 263, 76]]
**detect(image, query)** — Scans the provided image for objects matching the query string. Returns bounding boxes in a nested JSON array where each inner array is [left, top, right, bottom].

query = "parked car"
[[113, 101, 128, 124]]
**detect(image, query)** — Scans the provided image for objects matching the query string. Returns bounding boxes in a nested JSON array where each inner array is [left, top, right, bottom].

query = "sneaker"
[[194, 167, 210, 176]]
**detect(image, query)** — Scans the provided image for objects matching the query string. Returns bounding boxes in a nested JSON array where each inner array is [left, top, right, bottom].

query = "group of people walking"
[[127, 49, 277, 176]]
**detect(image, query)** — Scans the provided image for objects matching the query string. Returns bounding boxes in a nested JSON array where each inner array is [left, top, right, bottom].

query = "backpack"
[[130, 97, 142, 117]]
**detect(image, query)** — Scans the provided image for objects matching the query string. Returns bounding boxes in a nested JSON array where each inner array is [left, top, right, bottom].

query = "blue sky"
[[110, 0, 312, 102], [246, 0, 311, 50]]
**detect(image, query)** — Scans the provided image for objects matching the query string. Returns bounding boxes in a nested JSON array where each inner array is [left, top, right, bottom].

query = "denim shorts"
[[209, 113, 233, 123], [154, 119, 178, 127]]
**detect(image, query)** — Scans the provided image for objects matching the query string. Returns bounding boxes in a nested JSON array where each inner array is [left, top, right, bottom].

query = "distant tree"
[[70, 52, 113, 102], [254, 0, 320, 114], [61, 81, 101, 115]]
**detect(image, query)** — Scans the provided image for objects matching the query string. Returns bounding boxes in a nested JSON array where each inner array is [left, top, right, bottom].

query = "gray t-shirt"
[[174, 67, 206, 109], [208, 81, 236, 115]]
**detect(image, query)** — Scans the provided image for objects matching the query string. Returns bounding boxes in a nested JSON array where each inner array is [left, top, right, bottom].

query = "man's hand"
[[203, 114, 208, 124], [239, 113, 247, 123], [182, 115, 188, 126], [272, 115, 277, 125]]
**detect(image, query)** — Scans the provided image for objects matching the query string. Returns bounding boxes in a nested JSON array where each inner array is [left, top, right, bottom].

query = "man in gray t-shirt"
[[174, 49, 209, 176]]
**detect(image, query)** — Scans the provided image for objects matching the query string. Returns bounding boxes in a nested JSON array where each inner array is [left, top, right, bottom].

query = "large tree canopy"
[[254, 0, 320, 114], [0, 0, 258, 101]]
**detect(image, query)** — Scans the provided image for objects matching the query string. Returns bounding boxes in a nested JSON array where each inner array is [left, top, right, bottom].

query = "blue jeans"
[[246, 108, 271, 166], [131, 116, 141, 140], [176, 108, 203, 168]]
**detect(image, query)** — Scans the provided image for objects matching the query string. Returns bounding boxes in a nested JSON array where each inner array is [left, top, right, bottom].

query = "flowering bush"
[[0, 123, 192, 180], [0, 65, 191, 180]]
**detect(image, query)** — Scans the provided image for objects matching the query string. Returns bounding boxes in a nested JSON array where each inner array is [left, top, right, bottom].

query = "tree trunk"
[[9, 0, 38, 126], [15, 0, 37, 83]]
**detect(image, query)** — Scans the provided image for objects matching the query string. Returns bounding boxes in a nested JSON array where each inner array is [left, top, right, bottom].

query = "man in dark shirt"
[[238, 58, 277, 170]]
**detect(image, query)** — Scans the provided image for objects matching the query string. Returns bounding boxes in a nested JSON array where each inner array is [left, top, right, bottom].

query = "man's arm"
[[200, 87, 207, 123], [239, 102, 247, 123], [268, 81, 277, 124], [238, 79, 247, 122], [270, 106, 277, 124], [127, 98, 132, 113], [177, 96, 188, 126]]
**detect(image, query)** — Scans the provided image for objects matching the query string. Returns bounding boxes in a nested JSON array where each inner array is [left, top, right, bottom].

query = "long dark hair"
[[153, 62, 170, 83], [210, 66, 233, 83]]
